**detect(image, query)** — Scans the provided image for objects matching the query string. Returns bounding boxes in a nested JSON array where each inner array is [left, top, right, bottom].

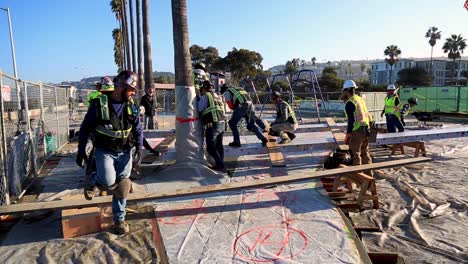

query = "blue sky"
[[0, 0, 467, 83]]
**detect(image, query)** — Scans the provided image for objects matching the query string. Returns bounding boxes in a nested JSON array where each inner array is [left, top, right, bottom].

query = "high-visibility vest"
[[87, 91, 101, 106], [345, 94, 371, 131], [92, 94, 138, 152], [227, 87, 252, 107], [193, 69, 209, 90], [277, 101, 297, 124], [384, 95, 398, 114], [200, 92, 225, 124]]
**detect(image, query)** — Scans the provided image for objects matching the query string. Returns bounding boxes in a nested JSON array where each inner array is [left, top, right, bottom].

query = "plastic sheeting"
[[351, 134, 468, 263]]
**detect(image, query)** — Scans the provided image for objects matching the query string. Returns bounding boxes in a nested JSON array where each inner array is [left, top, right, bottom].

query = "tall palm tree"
[[425, 26, 442, 81], [121, 0, 131, 70], [110, 0, 126, 70], [347, 63, 352, 78], [129, 0, 137, 72], [384, 45, 402, 84], [142, 0, 154, 91], [360, 63, 366, 80], [171, 0, 203, 163], [112, 28, 124, 71], [136, 0, 144, 91], [443, 34, 467, 85], [338, 62, 343, 78], [311, 57, 317, 68]]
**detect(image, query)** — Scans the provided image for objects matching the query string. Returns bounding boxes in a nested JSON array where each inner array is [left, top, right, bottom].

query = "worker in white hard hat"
[[381, 84, 403, 133], [342, 80, 372, 166]]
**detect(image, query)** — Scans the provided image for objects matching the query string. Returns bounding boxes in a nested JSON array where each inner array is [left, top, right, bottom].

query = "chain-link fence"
[[0, 72, 71, 205]]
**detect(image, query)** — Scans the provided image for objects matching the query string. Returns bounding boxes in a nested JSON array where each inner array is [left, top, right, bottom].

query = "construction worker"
[[396, 97, 418, 128], [76, 70, 143, 235], [269, 91, 298, 144], [220, 84, 268, 147], [198, 80, 226, 172], [86, 77, 115, 106], [193, 63, 210, 96], [381, 84, 403, 133], [139, 85, 156, 129], [342, 80, 372, 166]]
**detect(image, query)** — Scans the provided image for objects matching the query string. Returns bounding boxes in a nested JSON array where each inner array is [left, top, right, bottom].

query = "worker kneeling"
[[76, 70, 143, 235], [269, 91, 298, 144], [221, 84, 268, 147], [342, 80, 373, 166], [198, 81, 226, 172]]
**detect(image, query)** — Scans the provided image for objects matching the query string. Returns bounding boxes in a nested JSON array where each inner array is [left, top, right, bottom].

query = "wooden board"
[[266, 135, 286, 167], [0, 157, 431, 215], [326, 118, 349, 151]]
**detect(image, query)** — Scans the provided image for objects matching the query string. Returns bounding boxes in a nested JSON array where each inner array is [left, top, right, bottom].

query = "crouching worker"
[[342, 80, 372, 166], [76, 70, 143, 235], [269, 91, 298, 144], [220, 84, 268, 147], [396, 97, 418, 128], [198, 81, 226, 172]]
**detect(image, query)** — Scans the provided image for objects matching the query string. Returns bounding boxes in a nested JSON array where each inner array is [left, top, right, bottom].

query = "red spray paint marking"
[[233, 225, 308, 262], [157, 199, 206, 225]]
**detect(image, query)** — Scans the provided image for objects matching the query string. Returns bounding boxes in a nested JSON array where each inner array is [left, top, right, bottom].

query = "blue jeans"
[[205, 121, 225, 169], [228, 103, 266, 144], [386, 114, 404, 133], [92, 148, 133, 223]]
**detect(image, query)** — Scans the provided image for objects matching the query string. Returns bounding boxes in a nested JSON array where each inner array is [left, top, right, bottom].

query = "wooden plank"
[[0, 157, 431, 215], [326, 118, 349, 151], [266, 135, 286, 167]]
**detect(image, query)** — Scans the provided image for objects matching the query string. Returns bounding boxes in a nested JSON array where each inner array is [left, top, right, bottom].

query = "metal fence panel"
[[42, 84, 59, 157]]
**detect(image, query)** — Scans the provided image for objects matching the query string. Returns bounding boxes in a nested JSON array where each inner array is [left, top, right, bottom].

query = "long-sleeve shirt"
[[399, 103, 410, 124], [78, 99, 143, 155], [345, 101, 356, 134], [139, 93, 156, 116], [275, 101, 289, 123]]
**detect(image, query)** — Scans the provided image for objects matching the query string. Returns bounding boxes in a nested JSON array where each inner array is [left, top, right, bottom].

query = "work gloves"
[[76, 150, 87, 168]]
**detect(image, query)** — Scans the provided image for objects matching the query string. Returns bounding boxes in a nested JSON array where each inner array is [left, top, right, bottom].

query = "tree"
[[129, 0, 137, 72], [284, 58, 300, 83], [110, 0, 125, 70], [319, 67, 343, 92], [360, 63, 366, 80], [222, 48, 264, 84], [384, 45, 402, 84], [271, 80, 289, 92], [346, 63, 352, 78], [443, 34, 467, 85], [136, 0, 144, 91], [171, 0, 203, 163], [121, 0, 131, 69], [311, 57, 317, 68], [189, 45, 221, 72], [154, 75, 174, 84], [112, 28, 124, 71], [327, 61, 331, 68], [396, 67, 432, 87], [425, 26, 441, 81], [142, 0, 154, 91], [301, 59, 306, 69], [338, 62, 343, 78]]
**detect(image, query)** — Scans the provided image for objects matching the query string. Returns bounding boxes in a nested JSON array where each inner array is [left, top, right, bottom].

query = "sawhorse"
[[391, 141, 427, 157]]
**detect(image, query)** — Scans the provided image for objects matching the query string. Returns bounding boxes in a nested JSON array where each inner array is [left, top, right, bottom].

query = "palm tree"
[[112, 28, 124, 71], [425, 26, 442, 81], [384, 45, 402, 84], [171, 0, 204, 163], [338, 62, 343, 78], [121, 0, 131, 70], [142, 0, 154, 91], [110, 0, 125, 70], [443, 34, 467, 85], [327, 61, 331, 68], [129, 0, 137, 72], [360, 63, 366, 80], [311, 57, 317, 68], [135, 0, 144, 92], [347, 63, 352, 78]]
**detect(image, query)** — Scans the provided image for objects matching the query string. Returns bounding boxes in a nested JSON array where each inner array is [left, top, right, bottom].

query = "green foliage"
[[384, 45, 402, 67], [425, 26, 442, 47], [322, 67, 338, 75], [154, 75, 174, 84], [397, 68, 432, 87], [271, 80, 289, 92], [319, 71, 343, 92], [222, 47, 264, 84], [443, 34, 467, 81], [190, 45, 221, 72], [112, 28, 123, 71]]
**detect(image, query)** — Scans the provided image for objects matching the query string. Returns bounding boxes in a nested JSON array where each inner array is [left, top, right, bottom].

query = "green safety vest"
[[277, 101, 297, 124], [94, 94, 134, 139], [193, 70, 209, 90], [345, 94, 371, 131], [227, 87, 251, 106], [200, 92, 225, 124], [87, 91, 102, 106], [384, 95, 398, 114]]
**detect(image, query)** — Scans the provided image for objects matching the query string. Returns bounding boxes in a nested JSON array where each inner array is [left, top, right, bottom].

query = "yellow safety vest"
[[94, 94, 133, 139], [201, 92, 225, 123], [227, 87, 250, 106], [87, 91, 101, 106], [345, 94, 371, 131], [384, 95, 398, 114]]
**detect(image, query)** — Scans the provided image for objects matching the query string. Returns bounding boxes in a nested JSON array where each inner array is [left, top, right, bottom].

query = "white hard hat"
[[342, 80, 358, 90], [387, 84, 397, 90]]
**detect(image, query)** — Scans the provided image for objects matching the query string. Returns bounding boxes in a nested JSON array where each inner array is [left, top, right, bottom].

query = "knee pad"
[[113, 178, 132, 199]]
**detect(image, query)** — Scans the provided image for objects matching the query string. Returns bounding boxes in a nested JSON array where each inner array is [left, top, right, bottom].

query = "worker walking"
[[77, 70, 143, 235], [139, 85, 157, 130], [198, 81, 226, 172], [381, 84, 403, 133], [342, 80, 372, 166], [269, 91, 298, 144], [220, 84, 268, 147], [396, 97, 418, 129]]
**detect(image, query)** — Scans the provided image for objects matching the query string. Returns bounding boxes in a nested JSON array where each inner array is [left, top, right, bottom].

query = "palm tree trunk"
[[136, 0, 144, 93], [142, 0, 154, 92], [453, 59, 456, 84], [129, 0, 137, 72], [457, 57, 462, 86], [430, 46, 434, 84], [389, 66, 393, 84], [118, 19, 126, 70], [121, 0, 131, 70], [171, 0, 203, 163]]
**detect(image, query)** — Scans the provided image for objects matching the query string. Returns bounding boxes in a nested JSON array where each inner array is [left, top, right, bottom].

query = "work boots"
[[84, 183, 99, 201], [286, 132, 296, 141], [114, 220, 130, 235]]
